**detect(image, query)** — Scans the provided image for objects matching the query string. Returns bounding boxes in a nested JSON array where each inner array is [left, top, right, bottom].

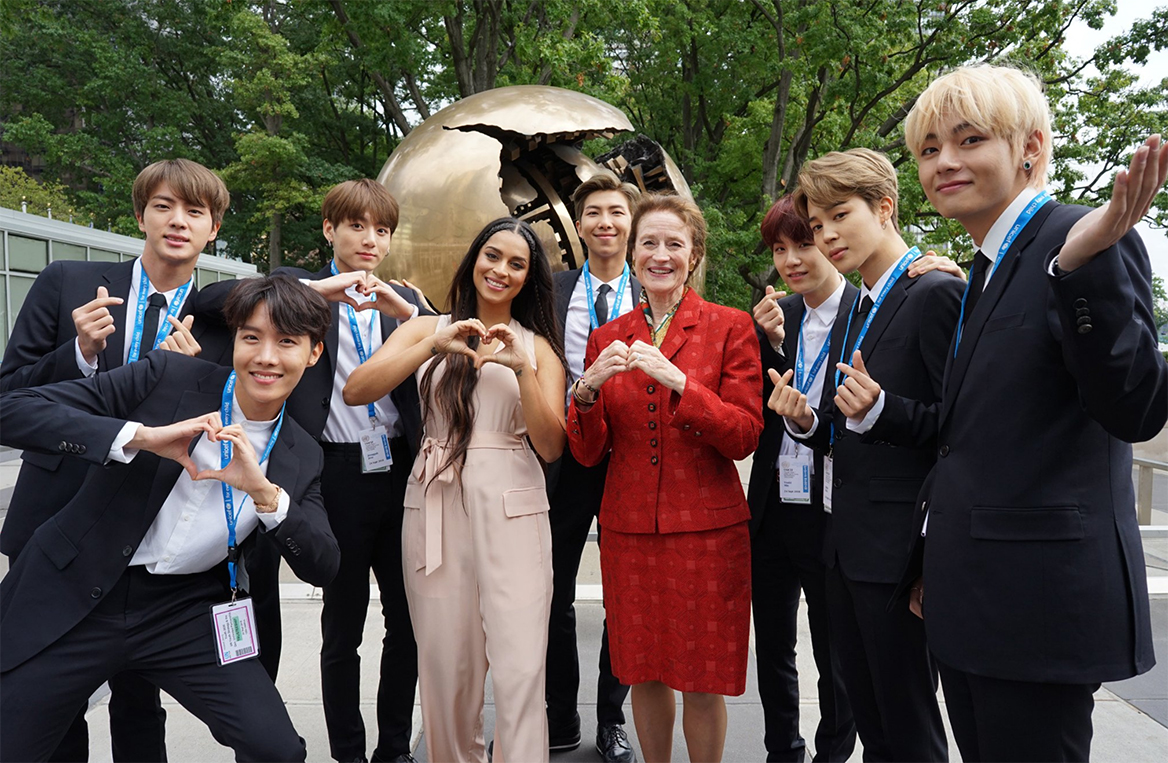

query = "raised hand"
[[767, 368, 813, 431], [72, 286, 124, 364], [432, 318, 487, 362], [834, 350, 882, 420], [477, 323, 532, 374], [356, 275, 415, 320], [1059, 133, 1168, 272], [192, 423, 276, 504], [126, 411, 222, 480], [157, 315, 202, 357], [908, 251, 966, 281], [308, 271, 366, 309], [752, 285, 787, 350], [627, 340, 687, 393], [391, 278, 431, 311]]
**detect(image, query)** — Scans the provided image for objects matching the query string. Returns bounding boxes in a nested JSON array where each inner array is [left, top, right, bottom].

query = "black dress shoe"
[[549, 711, 582, 751], [596, 723, 636, 763], [371, 753, 416, 763]]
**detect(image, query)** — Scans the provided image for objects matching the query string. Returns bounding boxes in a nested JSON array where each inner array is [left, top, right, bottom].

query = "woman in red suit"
[[567, 193, 762, 763]]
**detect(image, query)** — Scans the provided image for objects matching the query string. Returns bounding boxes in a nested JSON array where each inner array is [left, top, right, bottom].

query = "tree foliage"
[[2, 0, 1164, 308]]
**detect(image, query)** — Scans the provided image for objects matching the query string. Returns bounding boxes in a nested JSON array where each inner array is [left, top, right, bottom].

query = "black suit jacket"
[[546, 266, 641, 493], [800, 269, 964, 583], [746, 283, 859, 536], [193, 265, 434, 454], [878, 202, 1166, 684], [0, 260, 213, 558], [0, 352, 339, 673]]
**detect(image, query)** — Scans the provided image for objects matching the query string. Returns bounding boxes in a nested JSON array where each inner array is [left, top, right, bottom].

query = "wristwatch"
[[253, 485, 283, 513]]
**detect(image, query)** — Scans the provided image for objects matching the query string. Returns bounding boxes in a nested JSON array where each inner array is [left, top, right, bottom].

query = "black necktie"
[[857, 295, 874, 317], [593, 283, 612, 328], [963, 251, 991, 326], [141, 292, 168, 352]]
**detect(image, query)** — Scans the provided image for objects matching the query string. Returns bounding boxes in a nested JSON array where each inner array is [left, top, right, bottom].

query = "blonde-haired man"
[[875, 64, 1168, 760]]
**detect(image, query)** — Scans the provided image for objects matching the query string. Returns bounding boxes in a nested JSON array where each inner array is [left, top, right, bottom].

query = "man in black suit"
[[0, 274, 339, 762], [545, 172, 640, 763], [868, 65, 1168, 761], [770, 148, 963, 761], [195, 179, 430, 763], [747, 196, 857, 763], [0, 158, 230, 763]]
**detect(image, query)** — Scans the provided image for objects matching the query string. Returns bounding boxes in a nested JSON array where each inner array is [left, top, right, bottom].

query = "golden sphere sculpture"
[[374, 85, 696, 309]]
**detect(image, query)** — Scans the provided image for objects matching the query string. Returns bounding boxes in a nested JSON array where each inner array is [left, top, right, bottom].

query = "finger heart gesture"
[[476, 323, 530, 373], [834, 350, 882, 420], [433, 318, 486, 362]]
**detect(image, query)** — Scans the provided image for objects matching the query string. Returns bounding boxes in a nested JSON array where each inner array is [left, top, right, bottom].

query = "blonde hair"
[[905, 64, 1052, 188], [630, 193, 707, 278], [132, 159, 230, 225], [794, 148, 899, 229]]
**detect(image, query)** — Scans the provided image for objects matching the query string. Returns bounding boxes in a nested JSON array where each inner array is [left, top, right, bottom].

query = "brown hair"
[[223, 273, 331, 347], [571, 171, 641, 221], [132, 159, 230, 225], [321, 179, 400, 232], [793, 148, 899, 230], [760, 195, 814, 248], [629, 193, 708, 277]]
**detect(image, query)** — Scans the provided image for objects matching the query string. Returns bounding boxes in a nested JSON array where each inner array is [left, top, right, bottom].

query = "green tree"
[[0, 166, 73, 218]]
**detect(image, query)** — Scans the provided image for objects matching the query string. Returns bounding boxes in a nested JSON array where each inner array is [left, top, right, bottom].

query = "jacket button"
[[651, 456, 658, 465], [682, 424, 690, 431], [1076, 315, 1091, 326], [648, 421, 657, 430], [939, 444, 950, 457], [1077, 323, 1092, 334], [648, 403, 656, 412], [77, 445, 86, 454], [1073, 297, 1088, 308], [90, 587, 102, 599], [647, 385, 655, 394], [650, 439, 658, 447], [59, 441, 67, 451], [322, 397, 330, 407], [832, 478, 842, 489], [1075, 307, 1090, 317], [694, 431, 702, 437], [122, 545, 133, 557]]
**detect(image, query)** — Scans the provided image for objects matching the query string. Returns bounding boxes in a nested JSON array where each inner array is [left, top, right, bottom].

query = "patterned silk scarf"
[[640, 288, 687, 348]]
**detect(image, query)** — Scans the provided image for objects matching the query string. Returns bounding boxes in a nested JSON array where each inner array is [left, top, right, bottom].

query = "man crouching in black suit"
[[0, 274, 339, 762]]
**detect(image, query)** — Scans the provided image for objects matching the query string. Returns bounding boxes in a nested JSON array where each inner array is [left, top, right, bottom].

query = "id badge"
[[778, 453, 813, 504], [210, 597, 260, 666], [823, 455, 834, 513], [359, 425, 392, 473]]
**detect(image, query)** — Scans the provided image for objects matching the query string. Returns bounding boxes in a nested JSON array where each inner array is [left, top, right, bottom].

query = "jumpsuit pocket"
[[502, 487, 550, 517]]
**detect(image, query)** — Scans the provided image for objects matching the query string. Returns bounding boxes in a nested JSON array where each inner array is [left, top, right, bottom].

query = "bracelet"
[[573, 378, 598, 406], [253, 485, 282, 513], [579, 376, 600, 397]]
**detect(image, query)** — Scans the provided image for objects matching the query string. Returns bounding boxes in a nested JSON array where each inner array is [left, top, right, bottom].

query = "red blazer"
[[568, 289, 763, 534]]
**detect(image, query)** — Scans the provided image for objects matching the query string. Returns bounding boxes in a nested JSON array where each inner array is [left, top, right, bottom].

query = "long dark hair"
[[420, 218, 568, 480]]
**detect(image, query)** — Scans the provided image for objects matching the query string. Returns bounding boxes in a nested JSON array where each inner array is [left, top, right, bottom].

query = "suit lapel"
[[940, 202, 1057, 427], [819, 282, 860, 407], [857, 276, 913, 360], [657, 289, 701, 362], [265, 425, 298, 506], [630, 276, 642, 307], [555, 269, 580, 329], [99, 260, 136, 370], [783, 299, 805, 364]]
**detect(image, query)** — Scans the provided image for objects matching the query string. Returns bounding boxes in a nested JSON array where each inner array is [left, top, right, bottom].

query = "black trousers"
[[0, 566, 305, 763], [824, 565, 947, 763], [545, 450, 628, 728], [47, 671, 167, 763], [319, 439, 418, 762], [752, 486, 855, 763], [938, 660, 1097, 762]]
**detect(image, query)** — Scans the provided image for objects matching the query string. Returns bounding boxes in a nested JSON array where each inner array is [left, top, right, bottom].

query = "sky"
[[1064, 3, 1168, 283]]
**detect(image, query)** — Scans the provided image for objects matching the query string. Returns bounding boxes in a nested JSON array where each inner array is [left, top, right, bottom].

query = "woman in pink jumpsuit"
[[346, 218, 568, 763]]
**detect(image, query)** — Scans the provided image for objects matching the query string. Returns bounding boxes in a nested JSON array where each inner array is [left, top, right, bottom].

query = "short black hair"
[[223, 274, 331, 347]]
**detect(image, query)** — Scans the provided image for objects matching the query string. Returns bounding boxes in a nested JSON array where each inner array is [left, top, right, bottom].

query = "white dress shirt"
[[775, 277, 845, 469], [978, 187, 1042, 287], [76, 258, 193, 376], [321, 284, 403, 442], [564, 268, 636, 383], [108, 395, 290, 575]]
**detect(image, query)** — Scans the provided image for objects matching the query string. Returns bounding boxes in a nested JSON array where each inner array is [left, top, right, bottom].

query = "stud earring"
[[1023, 160, 1033, 171], [326, 239, 333, 248]]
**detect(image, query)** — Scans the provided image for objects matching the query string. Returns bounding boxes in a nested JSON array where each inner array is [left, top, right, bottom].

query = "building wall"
[[0, 208, 257, 354]]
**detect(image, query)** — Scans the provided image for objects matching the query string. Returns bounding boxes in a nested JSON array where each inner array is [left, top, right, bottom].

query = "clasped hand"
[[127, 413, 277, 503], [582, 339, 686, 394]]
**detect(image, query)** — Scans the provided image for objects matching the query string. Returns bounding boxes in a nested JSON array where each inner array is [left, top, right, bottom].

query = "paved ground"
[[2, 446, 1167, 761]]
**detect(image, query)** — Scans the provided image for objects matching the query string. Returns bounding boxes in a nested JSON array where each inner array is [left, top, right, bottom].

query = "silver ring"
[[632, 353, 640, 362]]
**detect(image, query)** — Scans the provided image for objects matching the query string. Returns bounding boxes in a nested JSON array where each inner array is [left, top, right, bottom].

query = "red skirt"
[[599, 522, 751, 695]]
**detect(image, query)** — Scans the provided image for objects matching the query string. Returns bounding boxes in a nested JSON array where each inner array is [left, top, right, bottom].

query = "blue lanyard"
[[329, 261, 379, 423], [219, 371, 285, 591], [582, 259, 629, 331], [953, 190, 1051, 357], [127, 266, 192, 362], [830, 247, 919, 446], [795, 311, 832, 396]]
